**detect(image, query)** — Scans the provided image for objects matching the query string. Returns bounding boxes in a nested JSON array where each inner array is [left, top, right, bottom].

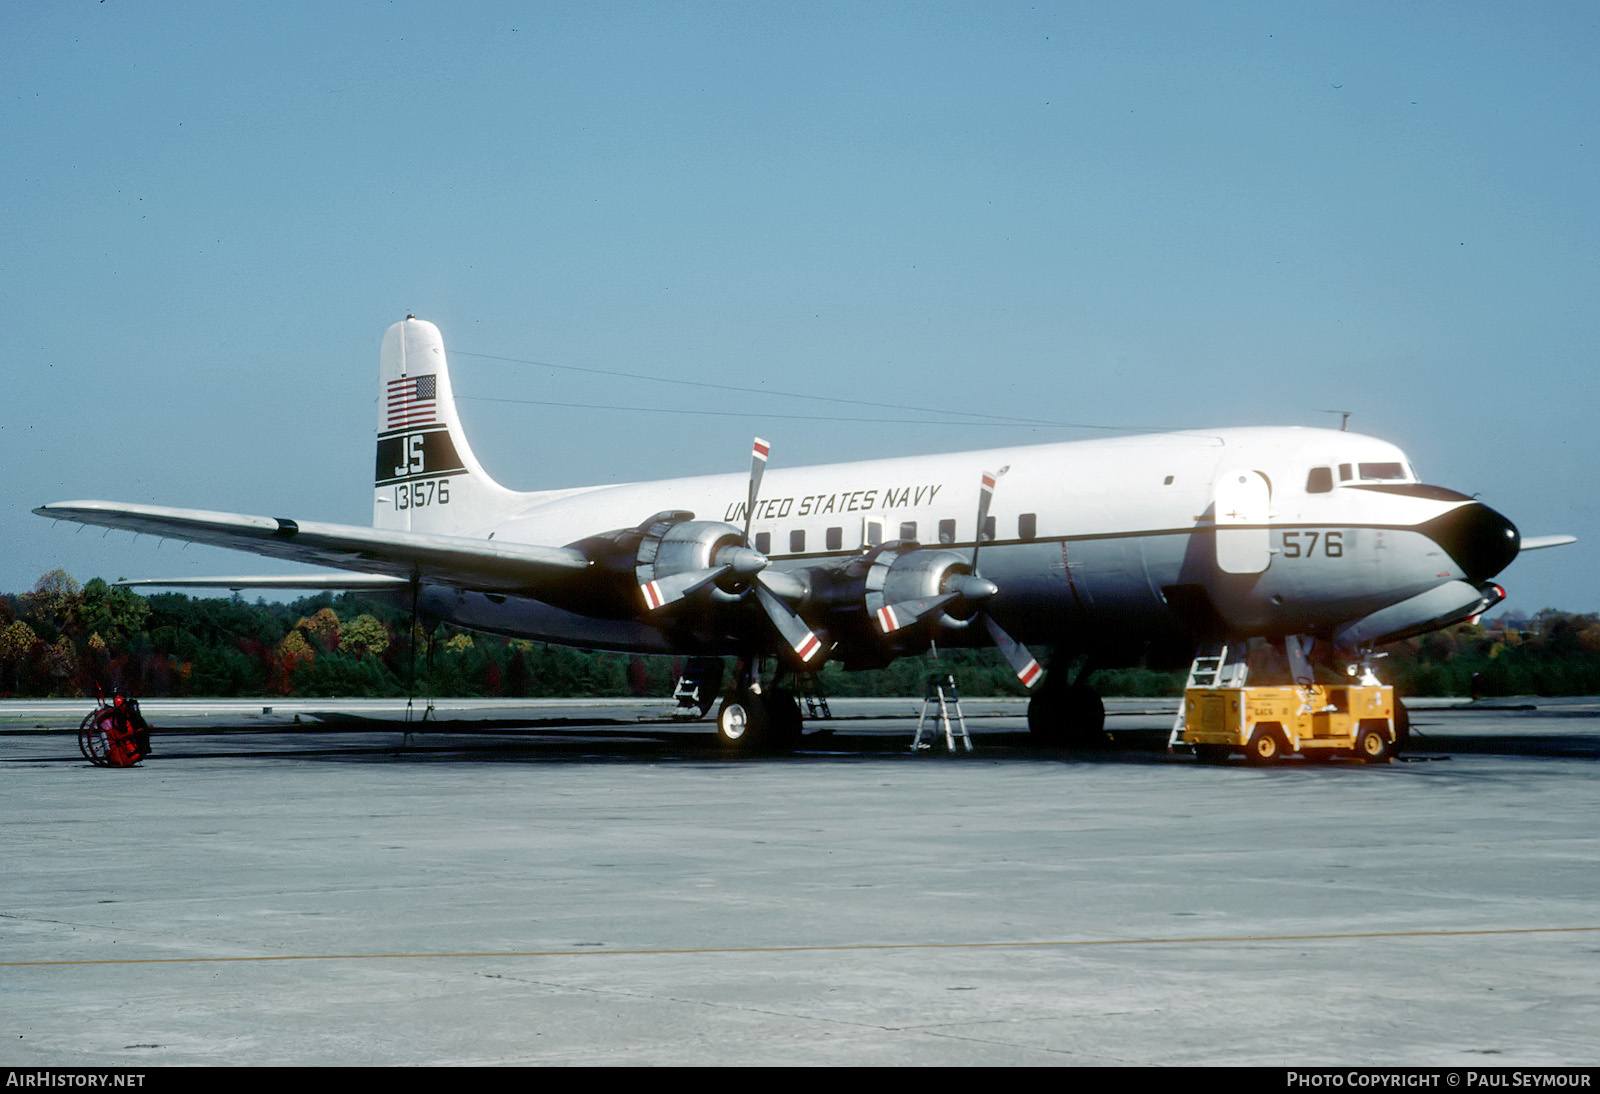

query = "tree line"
[[3, 569, 1597, 700]]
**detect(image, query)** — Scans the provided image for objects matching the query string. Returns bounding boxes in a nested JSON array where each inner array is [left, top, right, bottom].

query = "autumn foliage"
[[4, 569, 1600, 699]]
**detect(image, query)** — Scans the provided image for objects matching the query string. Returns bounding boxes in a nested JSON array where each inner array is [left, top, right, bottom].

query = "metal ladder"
[[913, 672, 972, 752], [794, 671, 832, 720], [1167, 641, 1248, 750]]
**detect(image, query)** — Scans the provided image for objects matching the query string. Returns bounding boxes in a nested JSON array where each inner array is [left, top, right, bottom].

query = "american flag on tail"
[[386, 375, 438, 429]]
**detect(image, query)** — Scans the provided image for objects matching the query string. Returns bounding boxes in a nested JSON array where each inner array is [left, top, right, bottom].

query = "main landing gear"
[[715, 659, 803, 753], [1025, 661, 1108, 747]]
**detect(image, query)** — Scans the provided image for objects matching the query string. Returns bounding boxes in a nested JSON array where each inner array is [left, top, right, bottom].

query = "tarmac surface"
[[2, 695, 1598, 1066]]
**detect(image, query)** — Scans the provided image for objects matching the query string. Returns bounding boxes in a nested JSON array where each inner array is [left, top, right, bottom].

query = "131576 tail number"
[[395, 479, 450, 510]]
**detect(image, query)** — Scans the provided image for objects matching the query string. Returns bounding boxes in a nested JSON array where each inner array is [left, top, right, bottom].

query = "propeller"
[[870, 468, 1042, 689], [636, 438, 823, 664], [739, 437, 823, 662]]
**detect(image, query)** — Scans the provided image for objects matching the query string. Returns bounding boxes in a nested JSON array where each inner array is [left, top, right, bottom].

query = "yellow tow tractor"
[[1180, 682, 1399, 764]]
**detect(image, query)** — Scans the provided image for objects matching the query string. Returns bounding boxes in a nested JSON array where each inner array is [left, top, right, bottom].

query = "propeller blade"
[[754, 582, 823, 663], [973, 470, 997, 571], [640, 565, 731, 610], [756, 567, 808, 602], [874, 592, 959, 635], [745, 437, 770, 542], [983, 614, 1043, 689]]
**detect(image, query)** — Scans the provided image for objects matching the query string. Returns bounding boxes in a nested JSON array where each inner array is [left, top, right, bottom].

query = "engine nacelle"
[[863, 545, 981, 632], [636, 516, 754, 605]]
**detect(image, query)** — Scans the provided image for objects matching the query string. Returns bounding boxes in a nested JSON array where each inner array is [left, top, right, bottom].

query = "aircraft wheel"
[[1247, 726, 1285, 765], [1028, 684, 1106, 747], [1392, 700, 1410, 755], [763, 688, 803, 752], [1356, 725, 1392, 764], [716, 692, 768, 752]]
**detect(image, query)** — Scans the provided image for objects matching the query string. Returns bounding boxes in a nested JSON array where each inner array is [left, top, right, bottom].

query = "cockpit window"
[[1358, 462, 1405, 481], [1339, 463, 1353, 482], [1306, 467, 1333, 494]]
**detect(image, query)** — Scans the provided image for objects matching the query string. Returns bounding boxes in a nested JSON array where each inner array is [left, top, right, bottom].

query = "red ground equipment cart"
[[78, 692, 152, 767]]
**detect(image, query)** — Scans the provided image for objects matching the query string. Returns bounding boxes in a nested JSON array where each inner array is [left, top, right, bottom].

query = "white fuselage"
[[417, 425, 1503, 660]]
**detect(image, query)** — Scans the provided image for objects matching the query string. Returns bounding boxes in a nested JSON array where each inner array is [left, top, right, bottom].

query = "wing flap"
[[35, 501, 590, 594]]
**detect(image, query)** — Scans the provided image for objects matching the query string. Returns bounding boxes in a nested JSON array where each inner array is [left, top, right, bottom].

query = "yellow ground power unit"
[[1181, 684, 1399, 764]]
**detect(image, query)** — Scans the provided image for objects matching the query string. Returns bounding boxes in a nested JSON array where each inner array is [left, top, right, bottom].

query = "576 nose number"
[[1282, 530, 1343, 558]]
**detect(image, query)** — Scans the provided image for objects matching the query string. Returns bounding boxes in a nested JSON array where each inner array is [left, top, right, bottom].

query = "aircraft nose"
[[1418, 501, 1521, 583]]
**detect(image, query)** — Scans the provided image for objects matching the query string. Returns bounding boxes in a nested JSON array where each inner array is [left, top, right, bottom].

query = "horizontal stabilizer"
[[1519, 535, 1577, 551], [35, 501, 590, 594]]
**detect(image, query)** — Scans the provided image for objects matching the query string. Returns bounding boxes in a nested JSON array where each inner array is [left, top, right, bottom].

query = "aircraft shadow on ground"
[[40, 712, 1600, 765]]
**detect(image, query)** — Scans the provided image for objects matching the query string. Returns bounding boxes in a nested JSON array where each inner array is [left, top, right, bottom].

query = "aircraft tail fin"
[[374, 317, 517, 535]]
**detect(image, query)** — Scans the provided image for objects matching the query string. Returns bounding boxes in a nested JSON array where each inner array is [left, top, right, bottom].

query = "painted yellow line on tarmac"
[[6, 925, 1597, 968]]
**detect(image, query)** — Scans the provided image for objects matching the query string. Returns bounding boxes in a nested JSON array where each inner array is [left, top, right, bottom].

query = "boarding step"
[[1168, 641, 1248, 750], [793, 671, 832, 720]]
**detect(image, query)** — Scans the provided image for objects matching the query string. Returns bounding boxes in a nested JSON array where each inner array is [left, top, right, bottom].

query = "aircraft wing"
[[114, 575, 412, 591], [33, 501, 591, 594]]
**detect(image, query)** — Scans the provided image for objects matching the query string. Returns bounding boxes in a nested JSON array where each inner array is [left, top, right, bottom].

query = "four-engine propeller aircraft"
[[35, 317, 1574, 749]]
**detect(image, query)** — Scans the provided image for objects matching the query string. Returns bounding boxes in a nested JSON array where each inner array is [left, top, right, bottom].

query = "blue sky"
[[5, 2, 1596, 614]]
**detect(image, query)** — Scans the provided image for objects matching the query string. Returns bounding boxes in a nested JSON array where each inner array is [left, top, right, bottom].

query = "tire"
[[1356, 724, 1391, 764], [762, 688, 803, 752], [1392, 700, 1410, 755], [716, 693, 768, 752], [1247, 726, 1285, 765], [1028, 684, 1107, 747]]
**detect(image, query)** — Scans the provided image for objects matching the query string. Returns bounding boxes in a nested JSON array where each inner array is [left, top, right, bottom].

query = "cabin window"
[[1163, 475, 1174, 485], [899, 521, 917, 541], [789, 529, 805, 553], [1019, 513, 1037, 540], [1359, 462, 1405, 481], [938, 519, 956, 544], [866, 521, 882, 546], [826, 526, 843, 551], [982, 515, 996, 542], [1306, 467, 1334, 494], [1339, 463, 1353, 482], [755, 532, 770, 554]]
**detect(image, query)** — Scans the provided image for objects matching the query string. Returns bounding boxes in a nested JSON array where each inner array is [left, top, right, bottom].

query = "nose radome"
[[1417, 502, 1521, 583]]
